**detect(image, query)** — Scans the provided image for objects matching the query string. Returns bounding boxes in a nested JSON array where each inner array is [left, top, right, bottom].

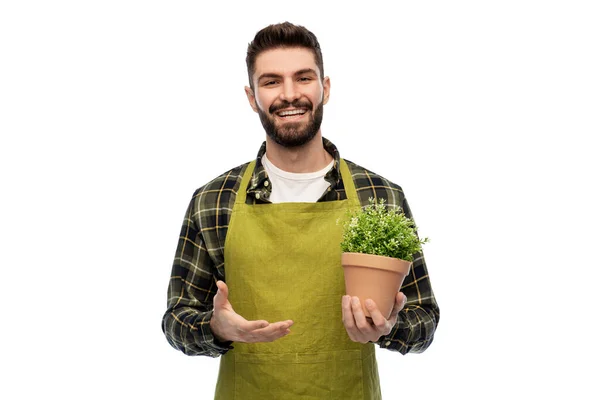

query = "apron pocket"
[[234, 350, 364, 400]]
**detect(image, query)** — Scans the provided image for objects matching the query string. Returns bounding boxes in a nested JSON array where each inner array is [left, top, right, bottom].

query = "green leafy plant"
[[339, 198, 429, 262]]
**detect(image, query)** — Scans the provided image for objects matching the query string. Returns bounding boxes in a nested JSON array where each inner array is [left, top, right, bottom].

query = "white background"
[[1, 1, 599, 399]]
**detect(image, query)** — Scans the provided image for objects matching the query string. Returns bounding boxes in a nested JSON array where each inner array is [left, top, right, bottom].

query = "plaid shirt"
[[162, 138, 439, 357]]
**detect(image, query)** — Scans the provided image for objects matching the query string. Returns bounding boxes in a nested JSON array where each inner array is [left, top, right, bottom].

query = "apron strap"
[[235, 160, 256, 205], [235, 158, 359, 206], [339, 158, 360, 207]]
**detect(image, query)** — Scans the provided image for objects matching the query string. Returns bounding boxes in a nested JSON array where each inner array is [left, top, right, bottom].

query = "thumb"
[[389, 292, 407, 319], [213, 280, 229, 309]]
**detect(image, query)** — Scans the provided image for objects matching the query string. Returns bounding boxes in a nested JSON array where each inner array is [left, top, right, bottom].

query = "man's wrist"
[[209, 313, 229, 343], [208, 313, 234, 351]]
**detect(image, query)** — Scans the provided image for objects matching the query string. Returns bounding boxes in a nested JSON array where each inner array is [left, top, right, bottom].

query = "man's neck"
[[264, 132, 333, 173]]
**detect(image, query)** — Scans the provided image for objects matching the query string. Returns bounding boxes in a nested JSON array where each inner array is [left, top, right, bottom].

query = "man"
[[162, 22, 439, 399]]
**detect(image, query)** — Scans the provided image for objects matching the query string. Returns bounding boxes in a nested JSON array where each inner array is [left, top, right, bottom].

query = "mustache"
[[269, 100, 313, 114]]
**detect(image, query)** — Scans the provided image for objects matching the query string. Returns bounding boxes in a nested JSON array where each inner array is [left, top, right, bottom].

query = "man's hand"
[[210, 280, 294, 343], [341, 292, 407, 343]]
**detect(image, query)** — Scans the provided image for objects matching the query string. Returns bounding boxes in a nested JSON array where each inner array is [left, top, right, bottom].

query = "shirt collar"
[[246, 137, 342, 199]]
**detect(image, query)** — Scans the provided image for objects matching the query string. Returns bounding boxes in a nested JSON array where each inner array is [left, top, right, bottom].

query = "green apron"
[[215, 158, 381, 400]]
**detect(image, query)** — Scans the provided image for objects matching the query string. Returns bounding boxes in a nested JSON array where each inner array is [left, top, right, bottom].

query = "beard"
[[257, 98, 324, 148]]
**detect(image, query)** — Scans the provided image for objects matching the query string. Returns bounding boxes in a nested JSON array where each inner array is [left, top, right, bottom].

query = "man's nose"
[[279, 80, 301, 102]]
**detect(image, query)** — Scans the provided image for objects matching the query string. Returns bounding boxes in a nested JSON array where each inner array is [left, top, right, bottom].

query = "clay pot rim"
[[341, 252, 412, 274]]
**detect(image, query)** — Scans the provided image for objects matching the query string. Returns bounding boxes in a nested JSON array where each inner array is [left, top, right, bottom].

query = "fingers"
[[341, 295, 357, 340], [350, 297, 374, 334], [365, 299, 389, 333], [343, 295, 401, 343], [243, 319, 269, 332], [342, 296, 377, 343], [212, 281, 292, 344], [243, 320, 294, 343]]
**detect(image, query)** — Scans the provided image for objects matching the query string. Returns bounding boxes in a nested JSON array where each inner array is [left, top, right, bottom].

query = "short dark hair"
[[246, 22, 324, 89]]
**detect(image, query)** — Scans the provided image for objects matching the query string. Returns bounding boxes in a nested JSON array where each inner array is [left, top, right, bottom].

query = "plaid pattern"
[[162, 138, 439, 357]]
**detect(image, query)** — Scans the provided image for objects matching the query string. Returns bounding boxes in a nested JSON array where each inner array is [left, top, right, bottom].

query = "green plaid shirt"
[[162, 138, 439, 357]]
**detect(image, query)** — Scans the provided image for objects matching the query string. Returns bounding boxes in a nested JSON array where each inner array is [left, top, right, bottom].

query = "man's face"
[[245, 47, 330, 148]]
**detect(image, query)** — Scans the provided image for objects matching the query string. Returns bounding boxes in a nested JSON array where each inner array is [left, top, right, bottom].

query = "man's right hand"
[[210, 280, 294, 343]]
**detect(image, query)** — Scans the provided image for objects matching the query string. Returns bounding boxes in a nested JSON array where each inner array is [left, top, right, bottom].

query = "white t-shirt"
[[262, 154, 334, 203]]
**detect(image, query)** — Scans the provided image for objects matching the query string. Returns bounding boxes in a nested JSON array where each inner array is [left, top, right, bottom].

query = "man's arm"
[[339, 161, 440, 353], [375, 251, 440, 354], [161, 192, 293, 356], [161, 194, 232, 357], [376, 195, 439, 354]]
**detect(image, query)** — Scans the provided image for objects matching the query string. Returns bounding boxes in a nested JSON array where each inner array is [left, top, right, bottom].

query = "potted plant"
[[339, 198, 429, 319]]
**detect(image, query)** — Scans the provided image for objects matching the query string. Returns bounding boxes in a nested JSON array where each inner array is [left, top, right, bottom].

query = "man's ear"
[[322, 76, 331, 105], [245, 86, 258, 113]]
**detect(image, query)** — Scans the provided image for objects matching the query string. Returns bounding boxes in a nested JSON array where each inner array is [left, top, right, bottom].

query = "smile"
[[275, 108, 308, 120]]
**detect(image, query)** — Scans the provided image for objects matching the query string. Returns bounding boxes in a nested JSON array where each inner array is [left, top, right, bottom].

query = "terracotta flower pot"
[[341, 252, 412, 319]]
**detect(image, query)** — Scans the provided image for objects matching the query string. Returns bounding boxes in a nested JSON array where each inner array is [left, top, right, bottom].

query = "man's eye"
[[264, 81, 277, 86], [299, 77, 311, 82]]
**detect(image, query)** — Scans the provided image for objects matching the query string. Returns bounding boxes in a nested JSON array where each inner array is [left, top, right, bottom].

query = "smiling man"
[[249, 49, 327, 149], [162, 22, 440, 400]]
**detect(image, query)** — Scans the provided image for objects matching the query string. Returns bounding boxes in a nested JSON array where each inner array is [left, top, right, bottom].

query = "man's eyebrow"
[[295, 68, 318, 76], [257, 68, 318, 82], [257, 73, 282, 81]]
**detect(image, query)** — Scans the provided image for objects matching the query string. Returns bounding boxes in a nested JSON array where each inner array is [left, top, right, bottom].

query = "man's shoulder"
[[343, 158, 407, 208], [191, 161, 251, 208]]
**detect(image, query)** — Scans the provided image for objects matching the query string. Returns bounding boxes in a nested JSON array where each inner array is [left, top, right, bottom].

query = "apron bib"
[[215, 159, 381, 400]]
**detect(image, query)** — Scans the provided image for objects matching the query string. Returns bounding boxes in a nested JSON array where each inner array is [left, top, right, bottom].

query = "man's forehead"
[[254, 47, 320, 77]]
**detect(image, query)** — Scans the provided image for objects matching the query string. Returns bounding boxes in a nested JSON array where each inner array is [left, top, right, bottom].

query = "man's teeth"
[[277, 109, 306, 117]]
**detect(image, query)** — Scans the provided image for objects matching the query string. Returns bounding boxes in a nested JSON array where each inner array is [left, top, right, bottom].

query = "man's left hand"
[[341, 292, 407, 343]]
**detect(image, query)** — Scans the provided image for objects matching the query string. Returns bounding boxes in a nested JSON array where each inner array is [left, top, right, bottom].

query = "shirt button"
[[255, 192, 261, 199], [385, 341, 391, 347], [264, 180, 269, 187]]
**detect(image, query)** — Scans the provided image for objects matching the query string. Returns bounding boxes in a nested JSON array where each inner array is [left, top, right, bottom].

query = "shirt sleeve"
[[375, 197, 440, 354], [161, 193, 233, 357]]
